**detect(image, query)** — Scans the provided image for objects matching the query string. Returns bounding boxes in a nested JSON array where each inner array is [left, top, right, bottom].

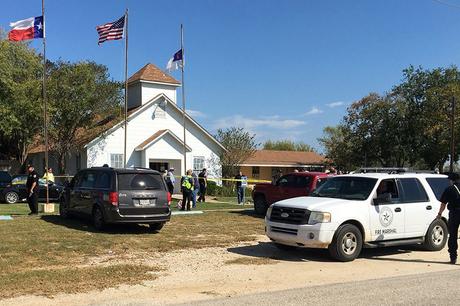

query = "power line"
[[433, 0, 460, 10]]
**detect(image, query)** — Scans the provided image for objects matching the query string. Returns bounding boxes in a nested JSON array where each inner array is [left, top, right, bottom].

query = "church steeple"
[[127, 63, 181, 109]]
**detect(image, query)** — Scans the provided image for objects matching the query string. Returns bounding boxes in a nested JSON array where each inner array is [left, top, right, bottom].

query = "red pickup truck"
[[252, 172, 331, 215]]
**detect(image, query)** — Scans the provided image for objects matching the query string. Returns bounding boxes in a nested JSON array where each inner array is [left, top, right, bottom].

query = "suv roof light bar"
[[356, 167, 438, 174]]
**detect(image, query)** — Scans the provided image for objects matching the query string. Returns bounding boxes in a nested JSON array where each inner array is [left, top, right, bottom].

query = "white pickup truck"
[[265, 172, 450, 261]]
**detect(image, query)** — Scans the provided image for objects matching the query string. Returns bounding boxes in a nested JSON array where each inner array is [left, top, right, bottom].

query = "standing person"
[[43, 167, 54, 183], [198, 168, 208, 202], [272, 169, 282, 184], [191, 171, 199, 208], [26, 164, 39, 215], [166, 168, 175, 194], [438, 172, 460, 264], [235, 170, 244, 204], [180, 169, 194, 211]]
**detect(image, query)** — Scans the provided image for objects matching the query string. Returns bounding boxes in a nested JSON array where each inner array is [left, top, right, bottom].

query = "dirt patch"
[[3, 236, 459, 306], [0, 264, 161, 299], [225, 257, 278, 265]]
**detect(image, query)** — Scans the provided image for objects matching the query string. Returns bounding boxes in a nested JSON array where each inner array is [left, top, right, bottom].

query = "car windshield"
[[12, 176, 27, 184], [311, 176, 378, 200]]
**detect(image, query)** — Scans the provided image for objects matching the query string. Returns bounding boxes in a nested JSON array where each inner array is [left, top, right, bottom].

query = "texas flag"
[[8, 16, 44, 41]]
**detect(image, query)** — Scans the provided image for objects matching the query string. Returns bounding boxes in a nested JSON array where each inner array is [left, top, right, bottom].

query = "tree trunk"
[[57, 151, 66, 175]]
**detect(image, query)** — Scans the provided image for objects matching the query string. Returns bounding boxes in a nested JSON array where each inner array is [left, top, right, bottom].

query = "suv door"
[[369, 179, 406, 240], [398, 178, 431, 237], [78, 171, 97, 215], [68, 172, 83, 212], [272, 175, 298, 202], [293, 175, 312, 197]]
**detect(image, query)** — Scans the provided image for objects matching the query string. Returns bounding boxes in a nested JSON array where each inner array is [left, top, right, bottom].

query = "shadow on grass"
[[40, 215, 157, 235], [228, 241, 447, 264], [228, 209, 265, 219]]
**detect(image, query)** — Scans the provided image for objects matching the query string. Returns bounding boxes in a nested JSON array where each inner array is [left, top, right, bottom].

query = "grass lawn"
[[0, 201, 264, 299], [169, 198, 252, 211]]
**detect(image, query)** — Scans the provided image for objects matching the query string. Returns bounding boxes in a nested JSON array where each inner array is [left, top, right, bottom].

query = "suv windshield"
[[311, 176, 377, 200], [117, 173, 163, 190]]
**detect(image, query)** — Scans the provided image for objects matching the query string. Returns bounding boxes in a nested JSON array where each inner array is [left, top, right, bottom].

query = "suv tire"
[[148, 222, 165, 232], [92, 206, 105, 231], [254, 195, 268, 215], [5, 191, 19, 204], [329, 224, 363, 262], [423, 219, 448, 251]]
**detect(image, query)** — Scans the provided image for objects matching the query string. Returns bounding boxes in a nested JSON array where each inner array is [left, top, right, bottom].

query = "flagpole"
[[181, 24, 187, 174], [42, 0, 49, 205], [123, 9, 129, 168]]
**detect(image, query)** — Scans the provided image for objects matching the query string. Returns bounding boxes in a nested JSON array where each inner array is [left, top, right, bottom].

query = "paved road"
[[179, 269, 460, 306]]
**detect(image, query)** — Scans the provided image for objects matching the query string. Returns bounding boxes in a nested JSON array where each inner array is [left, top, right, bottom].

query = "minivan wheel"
[[92, 206, 105, 231], [423, 219, 448, 251], [254, 195, 267, 215], [329, 224, 363, 262], [5, 191, 19, 204], [148, 222, 165, 232]]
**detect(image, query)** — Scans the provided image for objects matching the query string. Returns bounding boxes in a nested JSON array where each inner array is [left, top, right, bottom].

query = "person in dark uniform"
[[198, 168, 208, 202], [235, 171, 244, 204], [438, 172, 460, 264], [26, 164, 39, 215]]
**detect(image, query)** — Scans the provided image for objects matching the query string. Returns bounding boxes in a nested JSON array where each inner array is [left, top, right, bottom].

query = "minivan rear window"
[[426, 177, 450, 201], [117, 173, 163, 190]]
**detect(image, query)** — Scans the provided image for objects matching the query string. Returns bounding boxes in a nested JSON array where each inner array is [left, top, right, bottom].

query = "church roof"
[[135, 129, 192, 152], [128, 63, 180, 85], [241, 150, 326, 167]]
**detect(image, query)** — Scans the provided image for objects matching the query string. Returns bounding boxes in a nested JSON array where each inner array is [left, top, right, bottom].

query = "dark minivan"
[[60, 167, 171, 231]]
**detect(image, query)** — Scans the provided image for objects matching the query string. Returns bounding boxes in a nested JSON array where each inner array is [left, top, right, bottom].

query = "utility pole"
[[123, 9, 129, 168], [450, 96, 456, 173]]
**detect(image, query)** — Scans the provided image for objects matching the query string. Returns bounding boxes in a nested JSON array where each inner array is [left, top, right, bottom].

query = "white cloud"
[[326, 101, 344, 108], [187, 109, 206, 118], [304, 107, 323, 116], [212, 115, 306, 131]]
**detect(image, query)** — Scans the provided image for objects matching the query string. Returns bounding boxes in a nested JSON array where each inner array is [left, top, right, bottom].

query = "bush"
[[207, 180, 219, 196]]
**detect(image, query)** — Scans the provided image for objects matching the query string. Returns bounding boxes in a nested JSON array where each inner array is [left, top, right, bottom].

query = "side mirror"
[[373, 196, 391, 205]]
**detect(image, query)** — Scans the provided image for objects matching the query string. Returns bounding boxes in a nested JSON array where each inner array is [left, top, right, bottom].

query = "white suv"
[[265, 172, 450, 261]]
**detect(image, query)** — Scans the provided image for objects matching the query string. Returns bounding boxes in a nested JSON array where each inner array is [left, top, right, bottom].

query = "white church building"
[[29, 63, 225, 188]]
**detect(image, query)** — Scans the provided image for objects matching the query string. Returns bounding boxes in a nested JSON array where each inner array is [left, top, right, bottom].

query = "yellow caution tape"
[[53, 175, 271, 184]]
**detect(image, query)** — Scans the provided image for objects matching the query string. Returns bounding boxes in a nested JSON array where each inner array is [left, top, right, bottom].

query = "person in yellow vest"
[[43, 167, 55, 183], [180, 169, 194, 211]]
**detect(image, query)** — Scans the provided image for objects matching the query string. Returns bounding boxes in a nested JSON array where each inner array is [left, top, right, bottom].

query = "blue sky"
[[3, 0, 460, 151]]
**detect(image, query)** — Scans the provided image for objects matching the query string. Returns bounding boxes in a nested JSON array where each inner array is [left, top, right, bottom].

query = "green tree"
[[343, 93, 411, 168], [215, 127, 258, 177], [318, 125, 356, 170], [263, 139, 315, 152], [393, 66, 460, 170], [47, 61, 122, 173], [0, 38, 42, 167]]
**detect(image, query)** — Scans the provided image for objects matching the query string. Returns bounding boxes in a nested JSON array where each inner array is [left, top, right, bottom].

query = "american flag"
[[96, 15, 125, 45]]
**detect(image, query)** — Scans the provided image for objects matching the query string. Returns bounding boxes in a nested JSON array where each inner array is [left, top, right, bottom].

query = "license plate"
[[139, 199, 151, 205]]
